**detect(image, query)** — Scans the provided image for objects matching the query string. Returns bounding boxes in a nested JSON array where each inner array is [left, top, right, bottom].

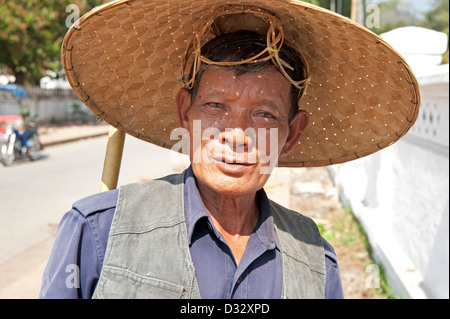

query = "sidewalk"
[[38, 124, 110, 147], [0, 238, 54, 299]]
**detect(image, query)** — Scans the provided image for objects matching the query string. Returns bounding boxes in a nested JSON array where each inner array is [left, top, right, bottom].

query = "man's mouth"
[[212, 156, 254, 166], [211, 155, 255, 174]]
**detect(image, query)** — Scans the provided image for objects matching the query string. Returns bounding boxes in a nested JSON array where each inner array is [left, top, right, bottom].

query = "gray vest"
[[92, 172, 326, 299]]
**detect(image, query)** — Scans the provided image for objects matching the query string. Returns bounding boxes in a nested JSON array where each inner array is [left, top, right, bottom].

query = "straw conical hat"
[[62, 0, 420, 167]]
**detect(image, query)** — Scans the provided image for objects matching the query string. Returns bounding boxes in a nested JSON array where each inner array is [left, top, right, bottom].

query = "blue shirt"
[[39, 167, 343, 299]]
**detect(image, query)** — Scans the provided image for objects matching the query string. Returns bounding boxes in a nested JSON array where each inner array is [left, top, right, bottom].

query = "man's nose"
[[220, 128, 247, 148], [219, 125, 258, 152], [216, 110, 256, 150]]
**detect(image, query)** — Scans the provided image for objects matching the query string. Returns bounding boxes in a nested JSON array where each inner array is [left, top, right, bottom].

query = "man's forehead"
[[196, 67, 291, 101]]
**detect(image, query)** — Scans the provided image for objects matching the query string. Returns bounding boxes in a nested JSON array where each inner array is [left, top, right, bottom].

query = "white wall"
[[329, 27, 449, 299], [0, 89, 94, 124]]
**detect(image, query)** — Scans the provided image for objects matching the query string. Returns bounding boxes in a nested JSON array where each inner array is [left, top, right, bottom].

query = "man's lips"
[[211, 156, 254, 166], [210, 156, 256, 174]]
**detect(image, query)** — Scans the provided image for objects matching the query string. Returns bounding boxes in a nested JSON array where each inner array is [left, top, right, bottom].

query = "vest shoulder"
[[72, 189, 119, 218], [120, 173, 183, 194], [269, 199, 327, 292], [112, 173, 185, 233], [71, 172, 181, 221], [269, 199, 320, 236]]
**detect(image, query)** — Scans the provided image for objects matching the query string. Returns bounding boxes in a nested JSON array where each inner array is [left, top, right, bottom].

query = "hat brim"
[[62, 0, 420, 167]]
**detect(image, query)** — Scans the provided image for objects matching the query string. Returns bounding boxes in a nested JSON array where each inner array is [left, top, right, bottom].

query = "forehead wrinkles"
[[240, 70, 291, 110], [198, 67, 290, 106], [196, 69, 242, 101]]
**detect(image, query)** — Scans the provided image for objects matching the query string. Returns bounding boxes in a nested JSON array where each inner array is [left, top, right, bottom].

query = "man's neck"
[[196, 180, 260, 265]]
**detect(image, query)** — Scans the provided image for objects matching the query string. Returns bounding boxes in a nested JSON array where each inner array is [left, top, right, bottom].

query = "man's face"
[[176, 66, 308, 198]]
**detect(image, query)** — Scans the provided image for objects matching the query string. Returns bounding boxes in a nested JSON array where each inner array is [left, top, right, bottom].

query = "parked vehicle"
[[1, 120, 41, 166], [0, 85, 42, 166]]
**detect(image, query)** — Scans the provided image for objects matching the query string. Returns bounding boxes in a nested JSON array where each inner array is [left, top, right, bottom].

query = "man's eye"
[[205, 102, 223, 108], [255, 112, 276, 119]]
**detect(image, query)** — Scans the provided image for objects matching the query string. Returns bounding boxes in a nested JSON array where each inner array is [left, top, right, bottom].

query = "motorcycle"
[[1, 121, 41, 166], [0, 84, 42, 166]]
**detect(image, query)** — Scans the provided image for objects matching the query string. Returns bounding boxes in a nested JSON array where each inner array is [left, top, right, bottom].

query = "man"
[[40, 0, 419, 299]]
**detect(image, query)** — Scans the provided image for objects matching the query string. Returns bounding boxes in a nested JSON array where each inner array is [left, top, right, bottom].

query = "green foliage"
[[419, 0, 449, 64], [0, 0, 104, 84], [301, 0, 352, 18], [367, 0, 449, 64], [421, 0, 449, 32], [301, 0, 332, 9], [377, 263, 397, 299], [319, 204, 396, 299], [367, 0, 419, 35]]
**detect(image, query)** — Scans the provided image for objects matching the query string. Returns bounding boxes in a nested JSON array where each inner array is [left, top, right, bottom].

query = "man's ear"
[[176, 88, 191, 129], [280, 110, 309, 156]]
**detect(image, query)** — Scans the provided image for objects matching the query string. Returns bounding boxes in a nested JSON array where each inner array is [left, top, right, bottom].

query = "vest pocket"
[[94, 266, 185, 299]]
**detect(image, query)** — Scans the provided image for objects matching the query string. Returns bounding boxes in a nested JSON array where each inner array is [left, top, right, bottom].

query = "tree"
[[303, 0, 353, 18], [0, 0, 104, 85], [366, 0, 449, 64], [366, 0, 419, 35], [420, 0, 449, 63]]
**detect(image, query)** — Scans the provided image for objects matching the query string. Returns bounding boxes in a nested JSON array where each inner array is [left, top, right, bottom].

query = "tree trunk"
[[13, 70, 27, 85]]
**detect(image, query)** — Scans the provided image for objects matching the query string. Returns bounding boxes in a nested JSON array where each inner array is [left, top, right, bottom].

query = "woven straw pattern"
[[62, 0, 420, 167]]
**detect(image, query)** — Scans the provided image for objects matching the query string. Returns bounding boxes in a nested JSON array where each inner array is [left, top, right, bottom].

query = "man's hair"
[[188, 30, 308, 123]]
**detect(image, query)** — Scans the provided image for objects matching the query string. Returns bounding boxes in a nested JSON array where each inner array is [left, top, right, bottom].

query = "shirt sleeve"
[[38, 208, 101, 299], [39, 190, 117, 299], [323, 238, 344, 299]]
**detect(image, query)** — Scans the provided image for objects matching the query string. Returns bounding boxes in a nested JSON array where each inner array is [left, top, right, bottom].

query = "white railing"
[[406, 68, 450, 154]]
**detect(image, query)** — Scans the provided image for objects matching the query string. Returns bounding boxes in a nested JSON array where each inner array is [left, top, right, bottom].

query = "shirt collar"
[[183, 165, 279, 249], [184, 165, 210, 244]]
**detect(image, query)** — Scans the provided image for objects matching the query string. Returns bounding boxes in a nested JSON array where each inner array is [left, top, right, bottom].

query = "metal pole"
[[337, 0, 343, 14], [330, 0, 336, 12], [351, 0, 365, 25], [100, 126, 126, 192]]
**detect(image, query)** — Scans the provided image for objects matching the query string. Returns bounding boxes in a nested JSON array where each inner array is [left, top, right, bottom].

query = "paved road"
[[0, 134, 190, 264], [0, 134, 189, 298]]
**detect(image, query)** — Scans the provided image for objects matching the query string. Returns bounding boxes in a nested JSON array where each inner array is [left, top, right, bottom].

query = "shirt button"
[[237, 277, 242, 284]]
